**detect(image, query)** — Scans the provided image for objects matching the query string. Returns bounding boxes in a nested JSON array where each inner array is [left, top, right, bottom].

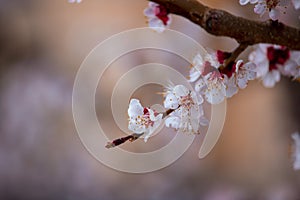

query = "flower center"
[[139, 107, 157, 128], [154, 5, 169, 26], [266, 0, 279, 9], [267, 46, 290, 70], [219, 62, 237, 78], [179, 93, 194, 109], [216, 50, 231, 65]]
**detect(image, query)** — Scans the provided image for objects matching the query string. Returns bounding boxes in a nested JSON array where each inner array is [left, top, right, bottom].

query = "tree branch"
[[150, 0, 300, 50]]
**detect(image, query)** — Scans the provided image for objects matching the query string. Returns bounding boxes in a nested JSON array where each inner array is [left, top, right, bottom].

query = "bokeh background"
[[1, 0, 300, 199]]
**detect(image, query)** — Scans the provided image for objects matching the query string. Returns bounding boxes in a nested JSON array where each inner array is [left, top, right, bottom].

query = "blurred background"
[[0, 0, 300, 199]]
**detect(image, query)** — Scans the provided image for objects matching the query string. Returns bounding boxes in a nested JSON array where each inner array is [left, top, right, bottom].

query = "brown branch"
[[150, 0, 300, 50]]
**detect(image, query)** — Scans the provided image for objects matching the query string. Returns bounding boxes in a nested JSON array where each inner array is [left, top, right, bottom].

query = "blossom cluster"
[[127, 84, 209, 143], [189, 50, 256, 104], [239, 0, 300, 20]]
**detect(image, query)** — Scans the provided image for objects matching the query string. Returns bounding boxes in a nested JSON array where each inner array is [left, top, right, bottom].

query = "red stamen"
[[219, 62, 237, 78], [217, 50, 231, 64], [267, 46, 290, 71], [143, 107, 149, 115], [155, 5, 169, 26]]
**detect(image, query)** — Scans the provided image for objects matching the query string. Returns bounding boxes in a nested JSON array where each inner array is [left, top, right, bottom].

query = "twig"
[[224, 43, 249, 68], [105, 133, 143, 149]]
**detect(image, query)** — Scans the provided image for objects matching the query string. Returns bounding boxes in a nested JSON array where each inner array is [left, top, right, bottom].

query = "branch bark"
[[150, 0, 300, 50]]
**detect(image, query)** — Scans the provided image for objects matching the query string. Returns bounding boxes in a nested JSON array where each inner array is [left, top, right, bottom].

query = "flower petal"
[[149, 18, 165, 33], [144, 7, 156, 17], [254, 3, 266, 15], [281, 60, 298, 76], [128, 99, 143, 117], [255, 60, 269, 78], [128, 121, 145, 134], [224, 75, 239, 97], [190, 105, 201, 132], [173, 85, 189, 97], [269, 8, 280, 20], [293, 0, 300, 9], [239, 0, 250, 5], [195, 78, 206, 93], [204, 78, 226, 104], [193, 53, 204, 69], [262, 70, 280, 88], [189, 67, 201, 82], [165, 116, 180, 129], [164, 93, 179, 109], [243, 62, 256, 72]]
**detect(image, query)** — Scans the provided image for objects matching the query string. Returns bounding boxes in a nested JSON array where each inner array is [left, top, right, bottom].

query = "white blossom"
[[291, 132, 300, 170], [144, 2, 171, 33], [249, 44, 300, 87], [128, 99, 163, 142], [189, 50, 257, 103], [164, 85, 208, 134], [189, 51, 228, 104], [195, 71, 227, 104]]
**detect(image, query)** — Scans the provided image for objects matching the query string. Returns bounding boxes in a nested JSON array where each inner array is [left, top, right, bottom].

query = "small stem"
[[224, 43, 248, 68], [105, 133, 143, 149], [105, 108, 176, 149], [163, 108, 175, 118]]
